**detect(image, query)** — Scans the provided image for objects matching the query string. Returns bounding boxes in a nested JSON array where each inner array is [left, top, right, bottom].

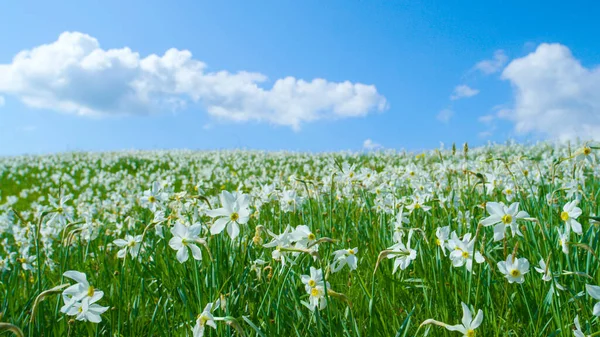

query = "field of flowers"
[[1, 142, 600, 336]]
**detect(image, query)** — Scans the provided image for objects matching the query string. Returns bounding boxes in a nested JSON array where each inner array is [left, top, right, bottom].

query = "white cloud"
[[0, 95, 4, 107], [363, 138, 382, 150], [474, 50, 508, 75], [0, 32, 387, 130], [478, 114, 495, 124], [501, 43, 600, 141], [437, 109, 454, 123], [450, 85, 479, 100]]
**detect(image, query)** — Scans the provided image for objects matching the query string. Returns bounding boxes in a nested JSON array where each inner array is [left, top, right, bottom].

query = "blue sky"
[[1, 1, 599, 155]]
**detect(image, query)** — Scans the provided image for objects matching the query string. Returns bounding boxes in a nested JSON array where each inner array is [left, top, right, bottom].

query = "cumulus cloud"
[[474, 50, 508, 75], [501, 43, 600, 141], [0, 32, 387, 130], [363, 138, 382, 150], [450, 85, 479, 100], [437, 109, 454, 123]]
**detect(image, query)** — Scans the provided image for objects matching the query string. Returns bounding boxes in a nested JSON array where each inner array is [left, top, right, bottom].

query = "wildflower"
[[113, 234, 143, 259], [330, 247, 358, 272], [193, 301, 218, 337], [61, 271, 102, 313], [421, 302, 483, 337], [585, 284, 600, 316], [206, 191, 251, 239], [497, 254, 529, 284], [64, 296, 109, 323], [140, 181, 167, 211], [557, 227, 570, 255], [481, 202, 530, 241], [435, 226, 450, 256], [534, 258, 552, 282], [573, 315, 587, 337], [169, 222, 204, 263], [301, 266, 328, 292], [387, 230, 417, 273], [447, 232, 484, 272], [561, 200, 583, 235]]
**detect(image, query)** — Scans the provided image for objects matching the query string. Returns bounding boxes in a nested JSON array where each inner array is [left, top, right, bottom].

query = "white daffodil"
[[447, 232, 484, 272], [585, 284, 600, 316], [169, 222, 204, 263], [113, 234, 143, 259], [193, 301, 218, 337], [65, 295, 109, 323], [481, 202, 530, 241], [301, 266, 328, 292], [573, 315, 588, 337], [387, 230, 417, 273], [61, 270, 102, 314], [421, 302, 483, 337], [534, 258, 552, 282], [206, 191, 251, 239], [561, 200, 583, 235], [435, 226, 450, 256], [330, 247, 358, 272], [558, 227, 570, 255], [497, 254, 529, 284]]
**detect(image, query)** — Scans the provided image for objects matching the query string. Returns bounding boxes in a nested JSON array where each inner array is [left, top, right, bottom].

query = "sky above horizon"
[[1, 1, 599, 155]]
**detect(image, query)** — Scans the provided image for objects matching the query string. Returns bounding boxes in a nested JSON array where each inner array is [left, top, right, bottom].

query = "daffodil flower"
[[421, 302, 483, 337], [481, 202, 530, 241], [169, 222, 204, 263], [585, 284, 600, 316], [206, 190, 251, 239], [330, 247, 358, 272], [497, 254, 529, 284], [561, 200, 583, 235]]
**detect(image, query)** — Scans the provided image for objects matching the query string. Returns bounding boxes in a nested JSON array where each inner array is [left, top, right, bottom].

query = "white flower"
[[60, 271, 108, 323], [300, 266, 327, 293], [387, 230, 417, 273], [585, 284, 600, 317], [534, 258, 552, 282], [169, 222, 204, 263], [61, 271, 102, 314], [435, 226, 450, 256], [330, 247, 358, 272], [481, 202, 530, 241], [497, 254, 529, 284], [193, 301, 218, 337], [206, 191, 251, 239], [113, 234, 143, 259], [140, 181, 167, 211], [305, 286, 327, 311], [573, 315, 586, 337], [65, 296, 109, 323], [561, 200, 583, 235], [447, 232, 484, 272], [421, 302, 483, 337], [558, 227, 570, 255]]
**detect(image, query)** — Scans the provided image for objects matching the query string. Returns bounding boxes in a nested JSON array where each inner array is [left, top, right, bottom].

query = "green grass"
[[0, 145, 599, 336]]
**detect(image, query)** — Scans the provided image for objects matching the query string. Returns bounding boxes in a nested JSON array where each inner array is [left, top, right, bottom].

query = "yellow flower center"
[[435, 238, 441, 246], [308, 233, 316, 241], [78, 306, 83, 313], [560, 211, 569, 221], [230, 212, 239, 222], [414, 203, 421, 209], [462, 251, 469, 258], [506, 189, 513, 195], [466, 329, 475, 337], [583, 147, 592, 155], [509, 269, 521, 277], [501, 214, 513, 224], [87, 286, 95, 297], [308, 280, 316, 287], [148, 196, 156, 203], [348, 249, 355, 255], [310, 288, 320, 297]]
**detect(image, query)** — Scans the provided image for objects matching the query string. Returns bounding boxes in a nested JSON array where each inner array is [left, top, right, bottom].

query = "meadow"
[[1, 142, 600, 336]]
